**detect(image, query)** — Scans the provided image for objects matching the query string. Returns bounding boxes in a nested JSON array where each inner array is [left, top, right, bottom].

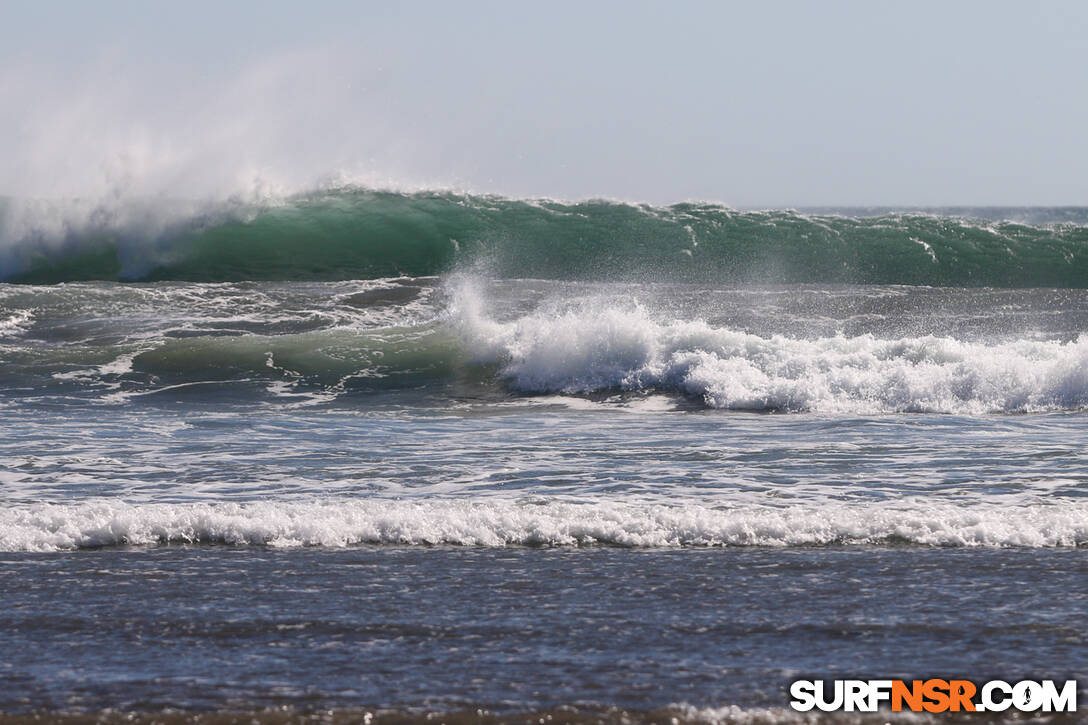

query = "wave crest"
[[4, 188, 1088, 286], [2, 499, 1086, 552]]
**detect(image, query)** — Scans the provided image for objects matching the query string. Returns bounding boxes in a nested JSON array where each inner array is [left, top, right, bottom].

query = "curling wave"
[[3, 189, 1088, 286], [2, 499, 1086, 551]]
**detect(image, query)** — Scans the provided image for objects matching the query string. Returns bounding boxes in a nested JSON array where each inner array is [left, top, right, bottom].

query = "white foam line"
[[2, 499, 1085, 552]]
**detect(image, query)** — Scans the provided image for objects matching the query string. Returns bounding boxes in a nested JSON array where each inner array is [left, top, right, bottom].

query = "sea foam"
[[449, 279, 1088, 414], [2, 499, 1085, 552]]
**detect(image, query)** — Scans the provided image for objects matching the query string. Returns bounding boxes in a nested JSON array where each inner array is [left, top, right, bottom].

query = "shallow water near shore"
[[1, 547, 1084, 717]]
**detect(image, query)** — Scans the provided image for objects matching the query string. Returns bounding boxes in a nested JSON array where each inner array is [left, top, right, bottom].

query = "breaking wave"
[[5, 277, 1088, 413], [3, 188, 1087, 286], [448, 282, 1088, 413], [2, 499, 1086, 552], [14, 279, 1083, 413]]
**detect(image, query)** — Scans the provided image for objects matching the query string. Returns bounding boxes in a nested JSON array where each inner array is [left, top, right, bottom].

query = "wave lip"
[[2, 499, 1086, 552], [4, 188, 1088, 286]]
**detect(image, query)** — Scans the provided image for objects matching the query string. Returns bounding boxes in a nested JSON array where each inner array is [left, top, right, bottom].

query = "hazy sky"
[[2, 0, 1087, 205]]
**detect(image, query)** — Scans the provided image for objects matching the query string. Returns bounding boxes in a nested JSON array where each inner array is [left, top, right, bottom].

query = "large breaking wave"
[[3, 188, 1088, 286]]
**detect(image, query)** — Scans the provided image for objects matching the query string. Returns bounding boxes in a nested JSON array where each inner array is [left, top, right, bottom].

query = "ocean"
[[0, 189, 1085, 724]]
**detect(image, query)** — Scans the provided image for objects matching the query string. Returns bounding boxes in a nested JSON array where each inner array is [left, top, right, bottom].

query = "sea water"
[[0, 193, 1085, 722]]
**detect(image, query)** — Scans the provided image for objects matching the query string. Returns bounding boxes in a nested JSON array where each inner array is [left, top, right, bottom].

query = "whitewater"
[[1, 190, 1085, 720], [5, 500, 1087, 552]]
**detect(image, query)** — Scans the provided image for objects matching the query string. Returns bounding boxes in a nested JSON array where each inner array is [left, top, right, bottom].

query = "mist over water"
[[0, 46, 451, 285]]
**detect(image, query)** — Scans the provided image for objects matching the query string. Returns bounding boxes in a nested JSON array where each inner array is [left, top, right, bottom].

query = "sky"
[[1, 0, 1087, 206]]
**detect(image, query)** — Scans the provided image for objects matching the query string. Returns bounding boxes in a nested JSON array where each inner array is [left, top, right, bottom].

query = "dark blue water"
[[2, 547, 1084, 715]]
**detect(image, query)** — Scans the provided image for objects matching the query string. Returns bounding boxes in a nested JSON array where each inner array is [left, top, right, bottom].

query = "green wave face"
[[4, 189, 1088, 286]]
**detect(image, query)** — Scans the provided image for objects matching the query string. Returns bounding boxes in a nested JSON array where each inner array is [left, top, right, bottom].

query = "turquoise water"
[[4, 191, 1088, 286]]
